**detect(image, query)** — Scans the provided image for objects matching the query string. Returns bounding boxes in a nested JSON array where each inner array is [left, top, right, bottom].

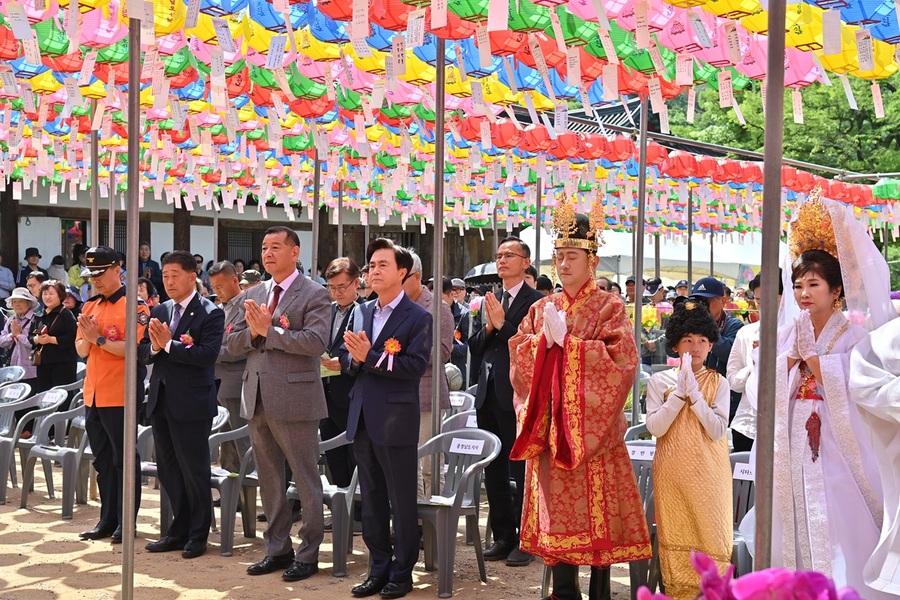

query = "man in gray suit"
[[208, 260, 249, 475], [226, 226, 331, 583]]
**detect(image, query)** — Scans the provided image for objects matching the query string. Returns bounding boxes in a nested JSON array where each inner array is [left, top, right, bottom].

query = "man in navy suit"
[[340, 239, 432, 599], [138, 250, 225, 559]]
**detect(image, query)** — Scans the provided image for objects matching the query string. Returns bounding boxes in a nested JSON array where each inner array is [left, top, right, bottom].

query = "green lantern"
[[287, 64, 326, 100], [545, 6, 594, 47], [508, 0, 550, 33], [34, 18, 69, 58], [249, 64, 279, 89], [874, 178, 900, 201], [164, 47, 191, 76], [96, 38, 129, 64], [413, 103, 435, 122], [584, 22, 636, 61], [336, 85, 363, 111], [448, 0, 489, 23]]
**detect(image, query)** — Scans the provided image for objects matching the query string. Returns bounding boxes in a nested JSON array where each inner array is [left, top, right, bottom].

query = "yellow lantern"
[[526, 90, 555, 111], [814, 24, 859, 73], [57, 0, 111, 13], [187, 13, 244, 46], [849, 37, 898, 79], [298, 28, 341, 62], [351, 47, 389, 75], [481, 75, 519, 106], [445, 66, 472, 98], [399, 54, 436, 86], [80, 78, 108, 100], [30, 71, 63, 95], [783, 3, 824, 52], [120, 0, 186, 36], [244, 16, 278, 54], [703, 0, 761, 19]]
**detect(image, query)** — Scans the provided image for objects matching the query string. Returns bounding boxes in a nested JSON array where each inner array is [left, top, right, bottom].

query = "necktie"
[[268, 285, 282, 314], [170, 303, 182, 332], [501, 291, 511, 312]]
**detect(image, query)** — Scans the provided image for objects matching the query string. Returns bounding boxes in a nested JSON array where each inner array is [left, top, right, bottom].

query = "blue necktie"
[[170, 303, 182, 333]]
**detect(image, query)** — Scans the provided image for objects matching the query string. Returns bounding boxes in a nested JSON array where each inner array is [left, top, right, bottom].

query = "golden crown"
[[552, 196, 606, 252], [788, 184, 838, 261]]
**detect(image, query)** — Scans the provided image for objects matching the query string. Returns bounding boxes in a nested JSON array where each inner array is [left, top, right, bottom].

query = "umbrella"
[[464, 262, 500, 284]]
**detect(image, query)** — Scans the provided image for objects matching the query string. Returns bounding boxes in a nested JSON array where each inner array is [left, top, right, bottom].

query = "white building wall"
[[17, 216, 63, 269]]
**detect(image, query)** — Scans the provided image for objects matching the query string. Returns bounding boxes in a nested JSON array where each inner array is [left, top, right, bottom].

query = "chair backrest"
[[0, 383, 33, 436], [34, 401, 85, 446], [76, 361, 86, 379], [137, 425, 154, 462], [211, 405, 230, 432], [465, 384, 478, 397], [624, 423, 649, 441], [626, 440, 656, 525], [319, 431, 352, 453], [419, 429, 501, 508], [447, 392, 475, 416], [3, 389, 69, 442], [0, 366, 26, 385], [730, 451, 755, 526], [440, 409, 478, 433], [51, 378, 85, 394]]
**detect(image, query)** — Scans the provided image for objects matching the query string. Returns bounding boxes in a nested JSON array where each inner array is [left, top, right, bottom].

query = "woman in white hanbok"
[[771, 195, 896, 598]]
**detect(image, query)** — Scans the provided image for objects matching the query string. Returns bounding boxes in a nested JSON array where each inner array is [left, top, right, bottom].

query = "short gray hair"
[[407, 248, 422, 276]]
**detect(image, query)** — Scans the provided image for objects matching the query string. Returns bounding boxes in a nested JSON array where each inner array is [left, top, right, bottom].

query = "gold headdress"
[[552, 196, 606, 252], [788, 184, 838, 261]]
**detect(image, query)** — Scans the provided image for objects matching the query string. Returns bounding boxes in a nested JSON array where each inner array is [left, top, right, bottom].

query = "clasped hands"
[[788, 309, 818, 362], [482, 293, 507, 332], [243, 300, 273, 339], [342, 329, 372, 364], [674, 352, 701, 405], [76, 314, 100, 342], [147, 318, 173, 352], [542, 303, 568, 347]]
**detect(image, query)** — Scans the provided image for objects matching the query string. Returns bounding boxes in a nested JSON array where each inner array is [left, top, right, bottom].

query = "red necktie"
[[268, 285, 282, 314]]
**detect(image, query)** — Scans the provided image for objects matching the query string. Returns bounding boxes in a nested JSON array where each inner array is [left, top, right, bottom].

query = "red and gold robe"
[[509, 279, 652, 566]]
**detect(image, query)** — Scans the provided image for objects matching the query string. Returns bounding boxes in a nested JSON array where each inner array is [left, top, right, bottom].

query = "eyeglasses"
[[327, 282, 355, 293], [495, 252, 526, 262]]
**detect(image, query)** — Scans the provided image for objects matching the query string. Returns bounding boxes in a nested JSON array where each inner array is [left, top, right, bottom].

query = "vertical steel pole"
[[90, 100, 99, 248], [535, 178, 542, 275], [492, 210, 499, 254], [755, 0, 788, 571], [884, 224, 890, 261], [121, 16, 141, 600], [311, 151, 321, 279], [631, 97, 648, 426], [654, 233, 660, 279], [687, 192, 693, 286], [108, 179, 115, 247], [431, 38, 447, 493], [213, 209, 219, 260], [338, 179, 344, 257], [710, 231, 715, 277]]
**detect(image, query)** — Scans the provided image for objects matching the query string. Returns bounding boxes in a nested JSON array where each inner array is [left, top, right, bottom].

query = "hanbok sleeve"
[[645, 373, 684, 438], [689, 375, 730, 442]]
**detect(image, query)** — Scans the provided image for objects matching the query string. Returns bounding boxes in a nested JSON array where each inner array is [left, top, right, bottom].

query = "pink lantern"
[[616, 0, 676, 33], [15, 0, 59, 24], [566, 0, 630, 22], [784, 47, 822, 89], [656, 8, 718, 54], [80, 2, 128, 49], [157, 31, 188, 55], [694, 22, 751, 68], [385, 81, 425, 106], [734, 32, 767, 80]]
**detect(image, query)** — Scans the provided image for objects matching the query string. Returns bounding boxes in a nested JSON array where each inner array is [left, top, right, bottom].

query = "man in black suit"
[[469, 236, 544, 567], [339, 239, 432, 600], [320, 257, 362, 490], [138, 250, 225, 559]]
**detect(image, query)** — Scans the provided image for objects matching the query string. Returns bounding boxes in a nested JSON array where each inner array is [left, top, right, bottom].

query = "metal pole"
[[431, 37, 447, 493], [121, 16, 141, 600], [535, 177, 542, 275], [492, 210, 499, 254], [631, 97, 648, 426], [884, 224, 890, 262], [710, 231, 715, 277], [755, 0, 788, 571], [654, 233, 660, 279], [108, 178, 115, 248], [311, 151, 321, 280], [337, 179, 344, 257], [213, 209, 219, 260], [90, 100, 99, 248], [687, 192, 693, 286]]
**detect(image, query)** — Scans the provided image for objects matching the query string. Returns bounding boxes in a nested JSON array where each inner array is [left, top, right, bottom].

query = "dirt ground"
[[0, 458, 636, 600]]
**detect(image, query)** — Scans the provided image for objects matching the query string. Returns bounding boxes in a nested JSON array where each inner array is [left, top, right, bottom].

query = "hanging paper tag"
[[432, 0, 448, 29], [718, 70, 733, 108], [675, 54, 693, 86], [540, 112, 557, 140], [476, 26, 493, 69], [185, 0, 201, 29], [791, 89, 803, 124], [407, 9, 426, 48], [523, 93, 540, 125], [141, 1, 156, 45], [724, 23, 741, 65], [602, 64, 618, 101], [66, 0, 79, 40], [597, 27, 619, 64], [732, 98, 746, 125], [503, 57, 519, 94], [549, 9, 567, 53], [659, 104, 670, 134], [822, 10, 842, 56], [565, 46, 583, 87], [687, 87, 696, 123], [810, 52, 832, 86], [649, 42, 666, 76], [487, 0, 507, 32], [470, 80, 485, 113], [392, 35, 407, 76], [22, 38, 41, 66], [688, 11, 713, 48], [872, 82, 885, 118], [856, 29, 875, 72], [212, 18, 237, 54], [839, 73, 858, 110], [140, 46, 157, 80], [21, 83, 35, 113], [6, 4, 34, 40], [272, 68, 297, 101], [266, 36, 287, 70], [454, 41, 468, 82], [480, 119, 492, 149], [351, 0, 369, 41], [760, 81, 767, 115], [554, 103, 568, 134], [64, 77, 84, 107], [647, 77, 664, 113], [591, 0, 611, 30], [579, 84, 594, 117], [635, 0, 650, 49], [371, 79, 386, 110]]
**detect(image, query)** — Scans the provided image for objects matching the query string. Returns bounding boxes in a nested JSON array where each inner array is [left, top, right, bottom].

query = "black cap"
[[676, 280, 689, 288], [691, 277, 726, 299], [240, 269, 263, 285], [85, 246, 119, 277], [25, 247, 41, 259]]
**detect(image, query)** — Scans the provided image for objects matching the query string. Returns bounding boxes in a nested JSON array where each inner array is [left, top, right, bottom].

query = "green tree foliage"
[[668, 73, 900, 174]]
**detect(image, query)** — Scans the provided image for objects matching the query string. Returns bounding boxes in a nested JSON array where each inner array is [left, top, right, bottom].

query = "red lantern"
[[605, 137, 636, 162], [225, 66, 250, 97], [519, 125, 553, 153], [248, 83, 274, 107], [794, 170, 816, 193], [484, 30, 528, 56], [371, 0, 417, 31], [0, 27, 19, 61], [43, 52, 83, 73], [578, 134, 607, 160], [490, 119, 524, 149], [548, 132, 580, 159], [646, 141, 668, 166], [661, 150, 697, 179], [318, 0, 352, 21], [781, 166, 799, 189], [515, 32, 566, 69], [739, 161, 763, 184], [457, 115, 487, 142], [696, 156, 718, 178], [428, 9, 478, 40], [713, 159, 742, 183], [555, 47, 605, 82], [615, 64, 650, 96], [827, 179, 849, 201]]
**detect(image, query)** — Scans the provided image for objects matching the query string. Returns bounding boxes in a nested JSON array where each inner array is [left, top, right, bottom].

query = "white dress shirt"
[[373, 290, 406, 342]]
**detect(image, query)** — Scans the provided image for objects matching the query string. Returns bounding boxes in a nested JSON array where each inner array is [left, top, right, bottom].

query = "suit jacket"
[[412, 287, 452, 412], [138, 294, 225, 422], [338, 293, 432, 446], [225, 273, 331, 423], [469, 284, 544, 411], [216, 291, 248, 401], [323, 297, 362, 412]]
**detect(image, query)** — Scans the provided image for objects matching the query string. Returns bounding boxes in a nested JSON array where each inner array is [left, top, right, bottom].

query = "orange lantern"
[[515, 31, 566, 68]]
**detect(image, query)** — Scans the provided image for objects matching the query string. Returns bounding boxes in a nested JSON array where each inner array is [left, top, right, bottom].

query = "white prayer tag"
[[647, 77, 663, 114], [579, 84, 594, 117], [185, 0, 201, 29], [811, 52, 832, 86], [724, 23, 741, 65], [407, 9, 426, 48], [856, 29, 875, 72], [839, 73, 858, 110], [450, 437, 485, 455], [480, 119, 491, 149], [688, 11, 713, 48], [635, 0, 650, 49], [212, 18, 237, 54], [351, 0, 369, 41], [266, 36, 287, 70], [687, 86, 696, 123], [523, 93, 539, 124], [392, 35, 407, 76], [718, 70, 733, 108], [23, 38, 41, 65], [733, 462, 754, 481], [21, 84, 35, 112], [548, 9, 567, 53], [659, 104, 670, 133], [64, 77, 84, 107], [141, 1, 155, 44], [431, 0, 447, 29], [873, 82, 885, 118], [791, 89, 803, 124], [6, 4, 35, 40], [12, 181, 21, 200], [566, 46, 582, 87], [822, 10, 842, 56], [598, 27, 619, 64], [602, 64, 618, 101], [371, 79, 386, 110], [732, 98, 746, 125], [591, 0, 611, 30], [476, 26, 493, 69], [487, 0, 507, 32], [628, 446, 656, 460], [649, 42, 666, 76], [554, 103, 568, 134], [676, 54, 693, 86]]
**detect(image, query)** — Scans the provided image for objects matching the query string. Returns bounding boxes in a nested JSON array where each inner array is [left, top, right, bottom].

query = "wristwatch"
[[96, 336, 107, 347]]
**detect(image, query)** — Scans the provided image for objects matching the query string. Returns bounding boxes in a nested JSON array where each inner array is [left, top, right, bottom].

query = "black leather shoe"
[[247, 551, 296, 575], [110, 526, 123, 544], [145, 536, 188, 553], [181, 539, 208, 559], [282, 561, 318, 582], [483, 540, 515, 561], [506, 547, 535, 567], [380, 580, 413, 599], [256, 513, 267, 522], [352, 576, 389, 597], [79, 522, 116, 541]]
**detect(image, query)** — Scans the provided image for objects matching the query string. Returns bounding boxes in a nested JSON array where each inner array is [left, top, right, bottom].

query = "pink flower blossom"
[[279, 314, 290, 329]]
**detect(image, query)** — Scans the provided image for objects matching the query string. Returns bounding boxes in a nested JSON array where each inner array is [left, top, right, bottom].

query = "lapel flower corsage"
[[180, 330, 194, 348], [375, 337, 402, 371], [454, 329, 462, 342], [225, 323, 234, 334], [105, 325, 122, 342], [279, 314, 290, 329]]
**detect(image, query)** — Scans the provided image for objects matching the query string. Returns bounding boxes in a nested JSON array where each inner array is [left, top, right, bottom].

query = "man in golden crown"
[[765, 188, 896, 598], [508, 201, 651, 600]]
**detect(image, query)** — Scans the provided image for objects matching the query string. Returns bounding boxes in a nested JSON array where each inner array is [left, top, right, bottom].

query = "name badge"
[[733, 463, 754, 481], [628, 446, 656, 460]]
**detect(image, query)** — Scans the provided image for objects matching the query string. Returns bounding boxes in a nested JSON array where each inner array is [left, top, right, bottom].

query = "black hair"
[[536, 275, 554, 291], [442, 277, 453, 294], [749, 269, 783, 295], [138, 276, 157, 298], [26, 272, 47, 283], [498, 236, 531, 259], [665, 300, 720, 352], [264, 226, 300, 247], [208, 260, 237, 279], [610, 282, 622, 294], [525, 265, 538, 279], [791, 250, 843, 299], [162, 250, 197, 274], [366, 238, 414, 281]]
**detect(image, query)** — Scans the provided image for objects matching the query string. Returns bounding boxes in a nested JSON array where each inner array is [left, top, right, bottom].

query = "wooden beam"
[[0, 184, 19, 268]]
